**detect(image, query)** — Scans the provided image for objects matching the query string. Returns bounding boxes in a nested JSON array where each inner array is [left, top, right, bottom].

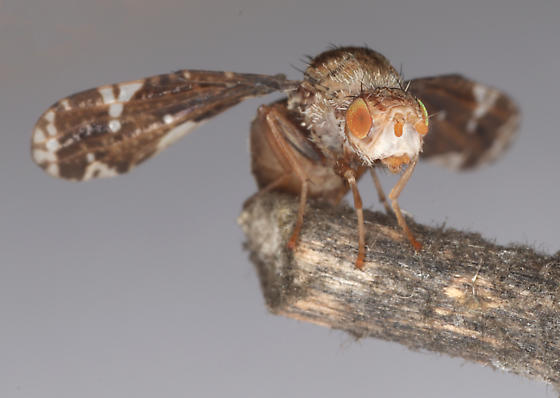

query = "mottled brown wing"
[[408, 74, 520, 170], [32, 70, 297, 181]]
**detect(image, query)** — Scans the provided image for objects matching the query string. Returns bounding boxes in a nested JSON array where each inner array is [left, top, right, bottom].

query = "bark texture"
[[238, 193, 560, 389]]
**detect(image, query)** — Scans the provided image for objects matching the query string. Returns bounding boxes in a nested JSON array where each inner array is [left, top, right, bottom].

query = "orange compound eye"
[[346, 98, 372, 139], [415, 98, 429, 136], [415, 120, 429, 136]]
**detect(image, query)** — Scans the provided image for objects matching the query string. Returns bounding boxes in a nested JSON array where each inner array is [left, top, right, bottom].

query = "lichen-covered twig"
[[238, 193, 560, 389]]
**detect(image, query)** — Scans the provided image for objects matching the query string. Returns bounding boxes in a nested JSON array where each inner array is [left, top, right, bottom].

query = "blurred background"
[[1, 1, 559, 397]]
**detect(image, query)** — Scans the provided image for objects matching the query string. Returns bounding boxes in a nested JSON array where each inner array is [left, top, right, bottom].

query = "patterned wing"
[[31, 70, 297, 180], [408, 74, 520, 170]]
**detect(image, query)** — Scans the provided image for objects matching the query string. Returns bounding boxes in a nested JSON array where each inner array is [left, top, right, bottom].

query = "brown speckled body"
[[32, 46, 519, 268]]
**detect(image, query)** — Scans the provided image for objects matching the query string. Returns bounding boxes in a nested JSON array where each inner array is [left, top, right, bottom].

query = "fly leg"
[[370, 168, 392, 215], [246, 174, 293, 204], [262, 108, 310, 250], [344, 170, 366, 270], [388, 157, 422, 251]]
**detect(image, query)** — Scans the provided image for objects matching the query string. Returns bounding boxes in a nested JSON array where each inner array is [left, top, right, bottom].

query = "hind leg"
[[261, 108, 311, 249], [250, 101, 351, 254]]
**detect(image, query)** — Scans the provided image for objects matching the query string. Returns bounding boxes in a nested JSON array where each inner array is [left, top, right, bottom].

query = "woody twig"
[[238, 192, 560, 389]]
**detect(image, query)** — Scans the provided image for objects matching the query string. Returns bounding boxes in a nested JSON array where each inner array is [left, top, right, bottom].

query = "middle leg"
[[345, 170, 366, 270], [370, 167, 392, 215]]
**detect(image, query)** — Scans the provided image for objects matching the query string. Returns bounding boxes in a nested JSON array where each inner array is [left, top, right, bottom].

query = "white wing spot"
[[46, 163, 59, 177], [467, 84, 500, 133], [163, 114, 174, 124], [427, 152, 467, 170], [99, 86, 116, 104], [118, 82, 143, 102], [46, 138, 60, 152], [61, 99, 71, 110], [108, 120, 121, 133], [473, 85, 499, 118], [466, 119, 477, 133], [44, 110, 55, 123], [224, 71, 235, 79], [33, 128, 46, 143], [157, 121, 199, 152], [183, 71, 192, 79], [109, 103, 124, 118], [83, 162, 118, 180], [46, 123, 57, 136], [33, 149, 56, 163], [86, 153, 95, 163]]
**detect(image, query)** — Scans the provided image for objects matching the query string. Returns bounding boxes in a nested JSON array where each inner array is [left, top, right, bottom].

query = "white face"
[[344, 92, 429, 170], [365, 119, 423, 161]]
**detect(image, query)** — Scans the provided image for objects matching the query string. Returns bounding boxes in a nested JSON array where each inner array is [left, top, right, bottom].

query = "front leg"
[[388, 157, 422, 251]]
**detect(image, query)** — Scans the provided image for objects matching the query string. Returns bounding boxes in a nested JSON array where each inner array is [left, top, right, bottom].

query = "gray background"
[[1, 0, 559, 397]]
